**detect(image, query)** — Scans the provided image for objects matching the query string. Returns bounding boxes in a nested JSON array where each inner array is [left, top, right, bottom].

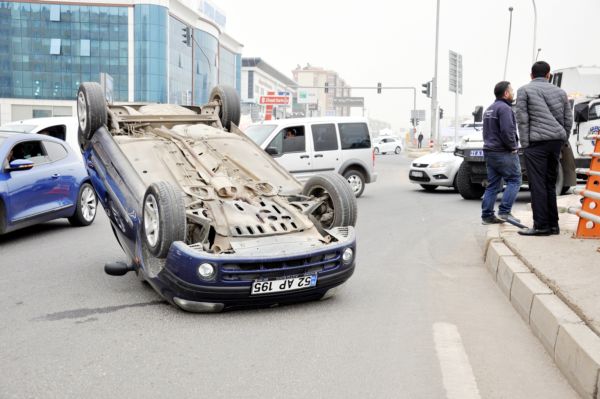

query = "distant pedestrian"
[[515, 61, 572, 236], [417, 132, 424, 148], [481, 81, 522, 225]]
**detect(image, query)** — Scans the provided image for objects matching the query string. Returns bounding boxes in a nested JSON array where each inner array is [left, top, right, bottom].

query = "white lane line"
[[433, 322, 482, 399]]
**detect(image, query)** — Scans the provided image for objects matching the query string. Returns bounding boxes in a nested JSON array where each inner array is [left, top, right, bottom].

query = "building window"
[[80, 39, 90, 57], [50, 5, 60, 21], [50, 38, 61, 55]]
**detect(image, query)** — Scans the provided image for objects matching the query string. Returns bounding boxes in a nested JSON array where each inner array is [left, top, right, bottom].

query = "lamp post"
[[431, 0, 441, 147], [503, 6, 514, 80], [532, 0, 538, 64]]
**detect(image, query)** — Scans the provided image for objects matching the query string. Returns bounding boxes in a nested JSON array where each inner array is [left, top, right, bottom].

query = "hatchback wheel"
[[69, 183, 98, 226], [395, 146, 402, 154]]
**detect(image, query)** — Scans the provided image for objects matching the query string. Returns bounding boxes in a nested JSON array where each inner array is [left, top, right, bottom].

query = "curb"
[[485, 239, 600, 399]]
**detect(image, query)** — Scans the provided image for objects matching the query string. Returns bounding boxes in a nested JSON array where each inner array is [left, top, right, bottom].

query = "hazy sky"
[[219, 0, 600, 131]]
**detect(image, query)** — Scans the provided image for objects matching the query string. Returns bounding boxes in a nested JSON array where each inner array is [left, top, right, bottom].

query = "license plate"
[[410, 170, 424, 177], [251, 275, 317, 295], [470, 150, 484, 157]]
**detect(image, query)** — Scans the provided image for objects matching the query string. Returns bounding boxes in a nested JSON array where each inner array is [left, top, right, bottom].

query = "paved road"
[[0, 154, 578, 398]]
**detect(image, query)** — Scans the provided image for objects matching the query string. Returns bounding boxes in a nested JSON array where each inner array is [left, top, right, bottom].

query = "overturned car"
[[77, 82, 357, 312]]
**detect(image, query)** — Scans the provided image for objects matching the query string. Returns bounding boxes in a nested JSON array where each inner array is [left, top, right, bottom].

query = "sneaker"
[[482, 216, 505, 225], [498, 213, 521, 223]]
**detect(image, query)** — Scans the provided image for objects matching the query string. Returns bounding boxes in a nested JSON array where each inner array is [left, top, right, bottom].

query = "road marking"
[[433, 322, 481, 399]]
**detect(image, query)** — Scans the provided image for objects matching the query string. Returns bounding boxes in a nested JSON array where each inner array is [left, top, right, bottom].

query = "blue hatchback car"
[[76, 82, 357, 312], [0, 131, 97, 234]]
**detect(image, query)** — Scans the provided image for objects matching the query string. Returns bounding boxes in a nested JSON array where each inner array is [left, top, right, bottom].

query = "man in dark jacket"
[[481, 81, 522, 224], [515, 61, 573, 236]]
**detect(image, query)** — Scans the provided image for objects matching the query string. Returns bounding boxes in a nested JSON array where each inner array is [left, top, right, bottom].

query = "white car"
[[245, 117, 377, 197], [408, 144, 463, 191], [0, 117, 82, 161], [373, 137, 402, 155]]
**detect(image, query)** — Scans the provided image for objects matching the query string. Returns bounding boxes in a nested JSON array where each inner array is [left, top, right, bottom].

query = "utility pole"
[[432, 0, 441, 147], [503, 7, 514, 80], [531, 0, 537, 64]]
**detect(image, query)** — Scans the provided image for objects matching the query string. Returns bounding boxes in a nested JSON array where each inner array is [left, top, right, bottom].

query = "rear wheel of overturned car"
[[77, 82, 107, 151], [68, 182, 98, 226], [343, 168, 366, 198], [456, 162, 485, 200], [209, 85, 241, 131], [420, 184, 438, 192], [302, 173, 357, 230], [142, 181, 186, 259]]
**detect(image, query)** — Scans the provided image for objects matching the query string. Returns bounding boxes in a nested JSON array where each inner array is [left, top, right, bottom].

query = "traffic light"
[[439, 108, 444, 119], [377, 82, 382, 94], [324, 82, 329, 94], [421, 81, 431, 98], [472, 106, 483, 122], [182, 26, 192, 46]]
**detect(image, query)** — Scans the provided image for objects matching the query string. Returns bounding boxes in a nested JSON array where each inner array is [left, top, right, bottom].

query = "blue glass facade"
[[193, 29, 218, 105], [134, 4, 167, 103], [168, 16, 192, 105], [219, 46, 240, 95], [0, 1, 129, 101]]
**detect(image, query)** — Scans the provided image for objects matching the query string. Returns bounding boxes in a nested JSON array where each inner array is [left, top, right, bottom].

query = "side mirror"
[[265, 147, 279, 156], [8, 159, 34, 171]]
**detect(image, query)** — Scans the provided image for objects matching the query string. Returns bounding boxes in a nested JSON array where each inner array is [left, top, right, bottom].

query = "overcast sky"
[[219, 0, 599, 131]]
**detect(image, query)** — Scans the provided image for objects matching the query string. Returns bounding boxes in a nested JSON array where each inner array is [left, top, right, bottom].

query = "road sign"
[[259, 95, 291, 105], [449, 50, 463, 94], [297, 89, 317, 104], [410, 109, 426, 121], [333, 97, 364, 107]]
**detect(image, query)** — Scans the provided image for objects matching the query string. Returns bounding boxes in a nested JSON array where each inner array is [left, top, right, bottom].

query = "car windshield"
[[0, 124, 37, 133], [244, 125, 277, 145]]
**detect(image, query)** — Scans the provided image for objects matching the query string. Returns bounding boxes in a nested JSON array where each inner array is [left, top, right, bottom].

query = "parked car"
[[0, 117, 82, 161], [408, 143, 463, 191], [0, 131, 97, 235], [244, 117, 377, 197], [373, 137, 403, 154], [77, 82, 357, 312]]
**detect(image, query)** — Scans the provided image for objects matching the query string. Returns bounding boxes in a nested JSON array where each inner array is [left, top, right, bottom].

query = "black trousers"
[[524, 140, 563, 230]]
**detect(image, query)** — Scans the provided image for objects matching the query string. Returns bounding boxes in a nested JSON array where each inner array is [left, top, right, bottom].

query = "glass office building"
[[0, 1, 243, 124]]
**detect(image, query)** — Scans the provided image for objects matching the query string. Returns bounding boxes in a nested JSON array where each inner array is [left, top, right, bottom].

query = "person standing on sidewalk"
[[481, 81, 522, 225], [515, 61, 573, 236], [417, 132, 424, 148]]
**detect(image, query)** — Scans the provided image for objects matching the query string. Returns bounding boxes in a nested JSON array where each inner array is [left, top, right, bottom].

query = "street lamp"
[[532, 0, 538, 64], [503, 6, 514, 81]]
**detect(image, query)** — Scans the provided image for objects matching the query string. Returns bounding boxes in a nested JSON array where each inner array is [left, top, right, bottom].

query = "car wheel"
[[77, 82, 107, 151], [142, 181, 186, 259], [456, 162, 485, 200], [395, 146, 401, 154], [374, 147, 380, 155], [209, 85, 241, 131], [343, 169, 366, 198], [420, 184, 438, 192], [68, 182, 98, 226], [556, 163, 570, 195], [302, 172, 357, 230]]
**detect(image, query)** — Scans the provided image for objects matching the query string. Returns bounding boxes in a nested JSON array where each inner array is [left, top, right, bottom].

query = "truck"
[[453, 66, 600, 200]]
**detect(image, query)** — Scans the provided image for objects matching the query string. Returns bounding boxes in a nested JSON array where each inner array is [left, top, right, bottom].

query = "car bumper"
[[408, 168, 454, 186], [148, 236, 356, 312], [369, 171, 378, 183]]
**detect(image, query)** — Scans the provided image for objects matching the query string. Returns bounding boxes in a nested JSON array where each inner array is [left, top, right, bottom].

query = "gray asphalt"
[[0, 154, 578, 399]]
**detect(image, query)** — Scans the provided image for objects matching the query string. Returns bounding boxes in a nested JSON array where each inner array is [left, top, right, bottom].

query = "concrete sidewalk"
[[484, 195, 600, 399]]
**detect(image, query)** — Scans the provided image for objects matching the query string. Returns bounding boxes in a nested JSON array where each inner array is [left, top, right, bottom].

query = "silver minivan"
[[245, 117, 377, 197]]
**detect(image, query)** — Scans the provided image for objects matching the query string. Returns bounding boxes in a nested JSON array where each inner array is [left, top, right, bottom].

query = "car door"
[[310, 123, 340, 173], [42, 140, 79, 211], [4, 139, 63, 223], [265, 125, 313, 181]]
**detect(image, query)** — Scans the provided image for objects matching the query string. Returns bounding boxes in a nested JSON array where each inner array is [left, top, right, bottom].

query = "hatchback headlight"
[[198, 263, 216, 280], [429, 161, 449, 169], [342, 248, 354, 265]]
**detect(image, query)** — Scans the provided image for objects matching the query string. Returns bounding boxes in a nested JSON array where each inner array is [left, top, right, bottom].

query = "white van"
[[0, 117, 82, 161], [245, 117, 377, 197]]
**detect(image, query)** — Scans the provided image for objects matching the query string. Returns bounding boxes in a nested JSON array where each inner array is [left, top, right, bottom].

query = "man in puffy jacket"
[[481, 81, 522, 225], [515, 61, 573, 236]]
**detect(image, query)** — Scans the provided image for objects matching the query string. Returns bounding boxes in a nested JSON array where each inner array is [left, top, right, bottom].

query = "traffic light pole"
[[432, 0, 441, 148]]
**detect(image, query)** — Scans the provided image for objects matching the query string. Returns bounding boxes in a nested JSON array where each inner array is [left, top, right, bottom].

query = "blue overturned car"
[[0, 131, 97, 235], [76, 82, 357, 312]]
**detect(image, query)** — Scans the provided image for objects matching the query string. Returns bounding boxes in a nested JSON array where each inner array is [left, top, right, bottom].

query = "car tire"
[[209, 85, 241, 131], [556, 163, 570, 195], [77, 82, 107, 151], [343, 168, 366, 198], [374, 147, 380, 155], [142, 181, 186, 259], [395, 146, 401, 154], [420, 184, 438, 192], [302, 172, 357, 230], [456, 162, 485, 200], [68, 182, 98, 226]]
